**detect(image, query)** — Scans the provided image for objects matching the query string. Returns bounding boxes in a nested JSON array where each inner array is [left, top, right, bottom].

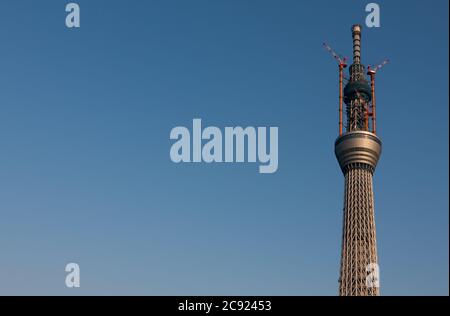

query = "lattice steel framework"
[[339, 164, 379, 296]]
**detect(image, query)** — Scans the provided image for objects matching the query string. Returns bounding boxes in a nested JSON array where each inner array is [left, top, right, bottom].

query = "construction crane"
[[367, 59, 389, 75], [323, 42, 348, 135], [323, 42, 348, 67], [367, 59, 389, 134]]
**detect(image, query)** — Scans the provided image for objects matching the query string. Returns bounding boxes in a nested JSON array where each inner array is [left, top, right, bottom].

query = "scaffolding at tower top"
[[323, 24, 388, 136]]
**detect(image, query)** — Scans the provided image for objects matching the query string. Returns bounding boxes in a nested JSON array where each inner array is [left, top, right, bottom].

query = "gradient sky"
[[0, 0, 448, 295]]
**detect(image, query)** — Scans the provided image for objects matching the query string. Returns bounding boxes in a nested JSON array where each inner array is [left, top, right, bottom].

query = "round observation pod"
[[334, 131, 382, 173]]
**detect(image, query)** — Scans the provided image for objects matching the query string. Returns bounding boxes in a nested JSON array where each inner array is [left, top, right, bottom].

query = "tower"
[[332, 25, 385, 296]]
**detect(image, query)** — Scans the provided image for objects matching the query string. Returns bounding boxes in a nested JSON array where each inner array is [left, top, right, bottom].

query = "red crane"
[[367, 59, 389, 134], [367, 59, 389, 75], [323, 43, 348, 135]]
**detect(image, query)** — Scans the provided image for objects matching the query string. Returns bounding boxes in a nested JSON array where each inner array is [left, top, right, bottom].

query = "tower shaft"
[[339, 164, 379, 296]]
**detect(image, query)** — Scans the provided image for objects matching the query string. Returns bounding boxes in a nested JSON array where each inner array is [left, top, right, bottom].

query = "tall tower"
[[334, 25, 382, 296]]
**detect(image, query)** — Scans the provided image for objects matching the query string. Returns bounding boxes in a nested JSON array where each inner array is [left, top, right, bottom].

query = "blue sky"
[[0, 0, 448, 295]]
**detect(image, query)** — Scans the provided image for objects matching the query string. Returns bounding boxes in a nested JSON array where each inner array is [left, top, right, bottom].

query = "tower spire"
[[351, 24, 362, 64], [345, 25, 371, 132]]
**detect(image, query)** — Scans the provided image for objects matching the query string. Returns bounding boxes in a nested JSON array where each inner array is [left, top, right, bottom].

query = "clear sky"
[[0, 0, 448, 295]]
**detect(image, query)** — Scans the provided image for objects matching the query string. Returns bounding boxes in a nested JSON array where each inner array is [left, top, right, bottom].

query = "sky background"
[[0, 0, 448, 295]]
